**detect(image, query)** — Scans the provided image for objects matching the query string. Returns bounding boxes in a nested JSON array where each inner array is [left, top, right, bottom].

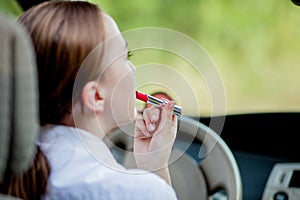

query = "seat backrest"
[[0, 10, 39, 189]]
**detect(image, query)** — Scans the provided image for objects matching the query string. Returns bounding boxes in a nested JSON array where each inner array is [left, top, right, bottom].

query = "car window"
[[92, 0, 300, 116], [2, 0, 299, 116]]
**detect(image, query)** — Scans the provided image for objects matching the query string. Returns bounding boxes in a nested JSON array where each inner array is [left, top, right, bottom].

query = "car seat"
[[0, 12, 39, 199]]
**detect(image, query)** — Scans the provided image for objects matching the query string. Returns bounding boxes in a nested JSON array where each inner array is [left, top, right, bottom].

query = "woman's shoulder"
[[39, 125, 177, 199]]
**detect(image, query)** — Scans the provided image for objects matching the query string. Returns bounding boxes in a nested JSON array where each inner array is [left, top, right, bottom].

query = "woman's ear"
[[81, 81, 105, 113]]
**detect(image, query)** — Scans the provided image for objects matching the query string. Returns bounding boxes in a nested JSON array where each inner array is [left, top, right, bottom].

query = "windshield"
[[2, 0, 300, 116], [90, 0, 300, 116]]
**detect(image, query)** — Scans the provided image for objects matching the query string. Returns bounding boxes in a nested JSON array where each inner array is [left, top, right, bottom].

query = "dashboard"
[[197, 112, 300, 200], [110, 113, 300, 199], [263, 163, 300, 200]]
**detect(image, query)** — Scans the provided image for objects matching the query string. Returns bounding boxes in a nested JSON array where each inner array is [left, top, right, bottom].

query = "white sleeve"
[[117, 169, 178, 200], [43, 169, 178, 200]]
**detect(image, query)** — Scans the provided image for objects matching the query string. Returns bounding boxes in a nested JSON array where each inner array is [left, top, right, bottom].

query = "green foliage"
[[2, 0, 300, 114], [90, 0, 300, 114], [0, 0, 22, 17]]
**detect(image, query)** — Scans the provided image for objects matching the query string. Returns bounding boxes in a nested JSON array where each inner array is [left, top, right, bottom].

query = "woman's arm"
[[134, 101, 177, 185]]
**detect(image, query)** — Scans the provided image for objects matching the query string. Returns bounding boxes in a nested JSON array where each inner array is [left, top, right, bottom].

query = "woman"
[[18, 1, 178, 199]]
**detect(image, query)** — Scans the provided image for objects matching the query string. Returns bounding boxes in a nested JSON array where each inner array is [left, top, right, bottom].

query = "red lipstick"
[[136, 91, 182, 116]]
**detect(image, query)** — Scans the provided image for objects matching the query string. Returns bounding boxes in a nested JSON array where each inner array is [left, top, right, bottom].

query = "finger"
[[149, 106, 160, 123], [143, 108, 156, 132], [151, 101, 174, 134], [135, 118, 151, 138], [165, 101, 175, 120], [170, 114, 178, 140], [155, 101, 175, 136], [154, 104, 177, 141], [171, 114, 178, 128]]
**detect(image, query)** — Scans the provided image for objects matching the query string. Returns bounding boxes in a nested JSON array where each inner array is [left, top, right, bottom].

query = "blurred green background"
[[2, 0, 300, 116], [0, 0, 22, 17]]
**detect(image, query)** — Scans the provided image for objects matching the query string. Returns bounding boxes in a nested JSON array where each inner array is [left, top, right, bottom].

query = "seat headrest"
[[0, 12, 39, 179]]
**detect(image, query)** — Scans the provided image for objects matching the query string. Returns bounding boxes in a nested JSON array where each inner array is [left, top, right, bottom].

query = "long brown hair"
[[18, 1, 106, 125], [0, 147, 50, 200]]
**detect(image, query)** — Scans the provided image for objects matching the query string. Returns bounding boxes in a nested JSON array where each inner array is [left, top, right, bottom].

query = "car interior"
[[0, 10, 40, 200], [104, 112, 300, 200], [1, 0, 300, 200]]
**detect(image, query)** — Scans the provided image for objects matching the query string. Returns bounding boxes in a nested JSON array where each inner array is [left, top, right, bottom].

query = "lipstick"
[[136, 91, 182, 116]]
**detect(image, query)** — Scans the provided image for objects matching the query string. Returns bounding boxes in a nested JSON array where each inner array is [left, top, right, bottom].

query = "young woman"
[[18, 1, 178, 199]]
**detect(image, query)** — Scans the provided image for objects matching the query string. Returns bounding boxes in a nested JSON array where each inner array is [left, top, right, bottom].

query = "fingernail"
[[145, 131, 151, 137], [151, 114, 157, 121], [148, 124, 155, 132]]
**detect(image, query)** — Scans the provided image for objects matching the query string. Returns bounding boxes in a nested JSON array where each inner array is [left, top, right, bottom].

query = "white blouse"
[[38, 125, 177, 200]]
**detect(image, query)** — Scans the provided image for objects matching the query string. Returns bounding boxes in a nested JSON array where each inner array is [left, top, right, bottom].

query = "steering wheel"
[[104, 116, 242, 200]]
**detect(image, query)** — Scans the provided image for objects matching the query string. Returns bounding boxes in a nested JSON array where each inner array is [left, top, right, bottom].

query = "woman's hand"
[[134, 101, 178, 181]]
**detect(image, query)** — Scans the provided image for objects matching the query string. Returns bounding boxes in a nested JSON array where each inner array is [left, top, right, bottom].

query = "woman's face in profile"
[[100, 13, 137, 127]]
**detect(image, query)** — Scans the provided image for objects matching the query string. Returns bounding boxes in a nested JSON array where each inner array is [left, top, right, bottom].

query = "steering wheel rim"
[[178, 116, 242, 200], [104, 116, 242, 200]]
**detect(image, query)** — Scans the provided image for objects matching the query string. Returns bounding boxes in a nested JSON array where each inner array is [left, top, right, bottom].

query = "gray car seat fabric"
[[0, 12, 39, 179]]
